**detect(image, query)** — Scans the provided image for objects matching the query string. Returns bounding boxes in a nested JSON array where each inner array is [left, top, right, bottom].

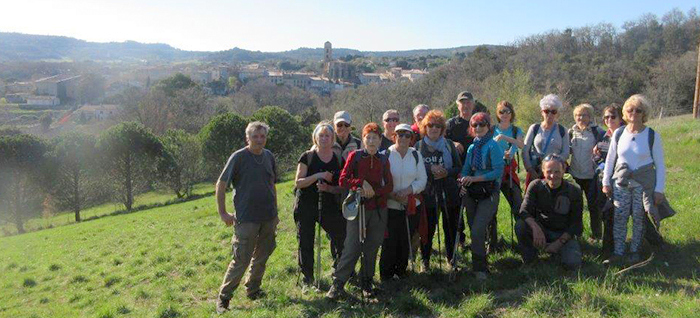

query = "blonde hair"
[[622, 94, 651, 123], [573, 103, 595, 117], [312, 121, 335, 147]]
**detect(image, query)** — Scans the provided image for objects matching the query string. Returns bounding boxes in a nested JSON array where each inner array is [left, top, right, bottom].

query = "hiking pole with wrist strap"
[[434, 188, 443, 272], [358, 189, 367, 304], [315, 179, 323, 290]]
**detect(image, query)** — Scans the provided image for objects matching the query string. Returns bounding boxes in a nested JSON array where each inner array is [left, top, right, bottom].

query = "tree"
[[155, 73, 197, 97], [251, 106, 309, 173], [50, 132, 97, 222], [251, 106, 306, 156], [98, 122, 164, 211], [0, 134, 49, 233], [199, 112, 248, 179], [160, 129, 203, 198]]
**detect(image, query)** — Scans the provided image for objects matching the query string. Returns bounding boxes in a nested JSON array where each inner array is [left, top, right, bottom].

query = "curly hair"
[[419, 110, 446, 136], [539, 94, 563, 110], [622, 94, 651, 123]]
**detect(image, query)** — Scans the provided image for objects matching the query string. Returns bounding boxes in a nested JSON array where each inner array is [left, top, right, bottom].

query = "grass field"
[[1, 115, 699, 317]]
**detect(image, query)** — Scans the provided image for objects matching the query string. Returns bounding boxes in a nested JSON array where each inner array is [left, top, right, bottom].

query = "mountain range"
[[0, 32, 492, 63]]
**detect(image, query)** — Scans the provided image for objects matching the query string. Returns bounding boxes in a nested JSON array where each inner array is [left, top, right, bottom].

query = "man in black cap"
[[446, 91, 488, 247], [446, 91, 488, 161]]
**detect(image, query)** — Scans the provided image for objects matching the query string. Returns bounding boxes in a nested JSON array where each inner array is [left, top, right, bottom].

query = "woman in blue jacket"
[[459, 112, 504, 280]]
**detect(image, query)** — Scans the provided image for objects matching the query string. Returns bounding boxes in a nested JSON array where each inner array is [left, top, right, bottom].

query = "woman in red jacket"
[[327, 123, 393, 300]]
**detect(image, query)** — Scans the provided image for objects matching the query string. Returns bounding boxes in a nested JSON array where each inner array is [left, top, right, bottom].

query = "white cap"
[[333, 111, 352, 125], [395, 124, 413, 133]]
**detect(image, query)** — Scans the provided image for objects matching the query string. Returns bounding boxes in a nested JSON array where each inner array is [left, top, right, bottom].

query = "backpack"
[[568, 124, 605, 145], [349, 149, 390, 186], [612, 126, 656, 165], [303, 149, 342, 171], [383, 148, 420, 166], [528, 123, 566, 163], [293, 150, 342, 214]]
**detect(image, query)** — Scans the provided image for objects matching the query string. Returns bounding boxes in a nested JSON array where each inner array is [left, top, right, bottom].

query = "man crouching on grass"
[[215, 121, 279, 314], [515, 154, 583, 270]]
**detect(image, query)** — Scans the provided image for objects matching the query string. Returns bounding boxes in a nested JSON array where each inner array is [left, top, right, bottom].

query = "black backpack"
[[612, 126, 656, 165], [383, 148, 420, 166]]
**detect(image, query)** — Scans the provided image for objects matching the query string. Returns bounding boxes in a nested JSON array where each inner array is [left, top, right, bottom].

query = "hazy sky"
[[1, 0, 697, 52]]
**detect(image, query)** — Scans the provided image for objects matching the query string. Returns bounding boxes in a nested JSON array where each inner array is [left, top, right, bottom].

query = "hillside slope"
[[0, 115, 698, 317]]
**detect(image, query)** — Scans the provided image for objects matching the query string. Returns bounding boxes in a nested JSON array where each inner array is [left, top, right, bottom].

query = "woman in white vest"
[[379, 124, 427, 281]]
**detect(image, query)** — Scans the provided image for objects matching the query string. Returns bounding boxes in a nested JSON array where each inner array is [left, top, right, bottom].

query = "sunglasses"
[[384, 118, 399, 122], [498, 109, 512, 115], [626, 108, 643, 114], [542, 109, 558, 115], [336, 123, 350, 128], [470, 122, 488, 128], [543, 153, 566, 164], [427, 123, 443, 129], [603, 115, 617, 120], [397, 132, 413, 139]]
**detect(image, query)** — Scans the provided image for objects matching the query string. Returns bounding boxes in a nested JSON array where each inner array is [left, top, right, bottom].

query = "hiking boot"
[[627, 253, 641, 265], [301, 280, 319, 294], [422, 260, 431, 273], [603, 254, 624, 267], [215, 297, 230, 314], [246, 290, 266, 300], [361, 279, 380, 298], [326, 282, 347, 300]]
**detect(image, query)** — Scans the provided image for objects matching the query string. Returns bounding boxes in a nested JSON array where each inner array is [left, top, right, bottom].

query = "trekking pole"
[[450, 204, 465, 281], [434, 189, 443, 272], [315, 180, 323, 290], [508, 162, 515, 249], [405, 212, 414, 273], [358, 191, 366, 304], [440, 182, 451, 269]]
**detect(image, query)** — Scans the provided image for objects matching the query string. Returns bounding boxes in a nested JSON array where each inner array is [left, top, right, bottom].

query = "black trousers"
[[380, 208, 419, 279], [574, 177, 602, 239], [420, 192, 460, 265], [488, 178, 523, 245], [294, 205, 346, 282]]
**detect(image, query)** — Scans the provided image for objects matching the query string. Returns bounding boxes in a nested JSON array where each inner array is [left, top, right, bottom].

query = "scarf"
[[423, 136, 452, 170], [471, 131, 493, 172]]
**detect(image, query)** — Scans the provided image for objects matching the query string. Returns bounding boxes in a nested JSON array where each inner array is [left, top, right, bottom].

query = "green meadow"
[[1, 115, 699, 317]]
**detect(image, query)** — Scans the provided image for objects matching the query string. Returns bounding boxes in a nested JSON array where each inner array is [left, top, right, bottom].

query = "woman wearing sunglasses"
[[415, 110, 462, 271], [491, 101, 525, 247], [459, 112, 504, 280], [602, 94, 666, 265], [523, 94, 570, 188], [380, 124, 427, 281]]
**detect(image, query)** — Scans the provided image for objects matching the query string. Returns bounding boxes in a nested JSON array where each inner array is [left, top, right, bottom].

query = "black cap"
[[457, 91, 474, 101]]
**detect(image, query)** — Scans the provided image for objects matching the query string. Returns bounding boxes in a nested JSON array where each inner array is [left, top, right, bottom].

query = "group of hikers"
[[212, 91, 672, 313]]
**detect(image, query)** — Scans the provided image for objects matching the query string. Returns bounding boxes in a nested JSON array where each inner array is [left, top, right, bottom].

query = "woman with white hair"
[[294, 121, 346, 289], [602, 94, 666, 265], [523, 94, 570, 188]]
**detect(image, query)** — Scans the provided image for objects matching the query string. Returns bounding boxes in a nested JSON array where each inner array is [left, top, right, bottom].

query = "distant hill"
[[0, 32, 207, 62], [205, 45, 498, 62], [0, 32, 498, 63]]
